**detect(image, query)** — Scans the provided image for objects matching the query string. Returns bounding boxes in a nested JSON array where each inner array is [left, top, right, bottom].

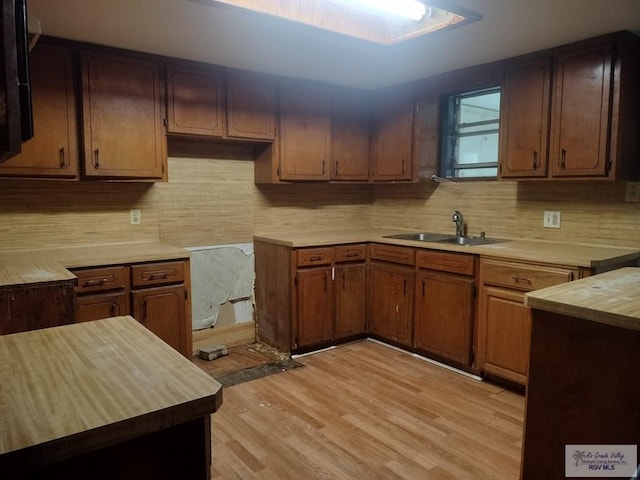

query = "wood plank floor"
[[210, 340, 524, 480]]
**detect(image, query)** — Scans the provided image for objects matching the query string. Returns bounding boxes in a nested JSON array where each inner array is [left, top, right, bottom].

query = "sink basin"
[[383, 232, 454, 242], [433, 236, 504, 246]]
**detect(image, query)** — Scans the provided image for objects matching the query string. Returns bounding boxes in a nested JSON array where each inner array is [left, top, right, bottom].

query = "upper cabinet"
[[278, 81, 331, 181], [226, 70, 276, 141], [330, 87, 370, 181], [81, 49, 166, 180], [371, 85, 414, 181], [166, 61, 224, 137], [0, 42, 79, 178], [499, 32, 640, 181]]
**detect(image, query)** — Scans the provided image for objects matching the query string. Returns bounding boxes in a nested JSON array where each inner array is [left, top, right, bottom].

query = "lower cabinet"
[[477, 257, 582, 385], [368, 243, 416, 348], [294, 244, 367, 350], [71, 259, 191, 358], [0, 281, 75, 335]]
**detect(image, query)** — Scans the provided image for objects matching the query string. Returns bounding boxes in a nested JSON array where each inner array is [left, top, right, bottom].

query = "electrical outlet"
[[543, 211, 561, 229], [625, 182, 640, 202], [130, 209, 141, 225]]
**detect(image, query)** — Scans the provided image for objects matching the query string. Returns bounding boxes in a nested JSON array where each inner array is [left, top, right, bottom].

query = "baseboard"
[[192, 322, 256, 354]]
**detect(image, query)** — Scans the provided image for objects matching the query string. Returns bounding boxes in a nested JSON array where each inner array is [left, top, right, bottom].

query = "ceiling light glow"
[[338, 0, 427, 21]]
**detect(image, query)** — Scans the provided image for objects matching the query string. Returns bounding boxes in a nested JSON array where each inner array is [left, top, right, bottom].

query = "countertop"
[[254, 228, 640, 270], [525, 267, 640, 331], [0, 316, 222, 462], [0, 260, 76, 287], [0, 241, 190, 269]]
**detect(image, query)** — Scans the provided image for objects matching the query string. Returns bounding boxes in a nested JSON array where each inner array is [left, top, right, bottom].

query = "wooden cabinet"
[[499, 57, 551, 178], [80, 49, 166, 180], [371, 85, 414, 181], [0, 42, 78, 178], [166, 61, 224, 137], [477, 257, 581, 384], [278, 81, 331, 181], [226, 70, 276, 141], [499, 32, 640, 180], [330, 87, 370, 181], [0, 281, 75, 335], [414, 250, 476, 366], [73, 265, 130, 323], [294, 244, 366, 350], [368, 244, 415, 348], [71, 259, 191, 358]]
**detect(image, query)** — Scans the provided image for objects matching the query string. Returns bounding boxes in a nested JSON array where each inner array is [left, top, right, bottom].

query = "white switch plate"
[[130, 209, 141, 225], [543, 211, 561, 228], [625, 182, 640, 202]]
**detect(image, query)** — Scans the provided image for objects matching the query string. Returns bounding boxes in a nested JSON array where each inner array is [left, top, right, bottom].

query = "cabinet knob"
[[93, 148, 100, 169]]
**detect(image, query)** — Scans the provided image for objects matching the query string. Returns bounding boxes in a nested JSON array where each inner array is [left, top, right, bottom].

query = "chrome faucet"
[[452, 210, 464, 238]]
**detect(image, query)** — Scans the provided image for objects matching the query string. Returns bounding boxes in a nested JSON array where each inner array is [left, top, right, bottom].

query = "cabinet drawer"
[[370, 243, 415, 266], [131, 261, 185, 287], [416, 250, 475, 276], [334, 244, 367, 263], [73, 266, 128, 293], [480, 258, 577, 291], [296, 247, 334, 267]]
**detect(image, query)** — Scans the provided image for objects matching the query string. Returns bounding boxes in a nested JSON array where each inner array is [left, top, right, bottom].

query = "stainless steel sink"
[[383, 232, 454, 242], [433, 236, 504, 246], [383, 232, 504, 246]]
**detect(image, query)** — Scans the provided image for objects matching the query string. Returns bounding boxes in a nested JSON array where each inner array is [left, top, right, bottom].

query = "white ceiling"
[[27, 0, 640, 90]]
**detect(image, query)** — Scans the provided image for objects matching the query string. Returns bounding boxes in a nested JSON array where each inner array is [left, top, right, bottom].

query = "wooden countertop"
[[0, 316, 222, 464], [0, 241, 190, 269], [525, 267, 640, 331], [254, 228, 640, 269], [0, 260, 76, 287]]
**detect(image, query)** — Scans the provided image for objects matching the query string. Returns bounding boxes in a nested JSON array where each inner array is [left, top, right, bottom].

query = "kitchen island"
[[0, 315, 222, 479], [521, 268, 640, 479]]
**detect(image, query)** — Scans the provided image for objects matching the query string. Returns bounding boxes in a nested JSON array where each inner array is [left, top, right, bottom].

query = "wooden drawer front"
[[131, 261, 185, 287], [73, 266, 128, 293], [481, 258, 576, 291], [416, 250, 475, 276], [296, 247, 333, 267], [76, 291, 130, 323], [334, 244, 367, 263], [370, 244, 415, 266]]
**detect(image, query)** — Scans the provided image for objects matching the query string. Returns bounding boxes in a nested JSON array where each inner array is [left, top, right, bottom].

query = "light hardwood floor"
[[211, 340, 524, 479]]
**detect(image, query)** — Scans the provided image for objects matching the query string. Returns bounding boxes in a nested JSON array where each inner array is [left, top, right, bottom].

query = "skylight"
[[202, 0, 481, 45]]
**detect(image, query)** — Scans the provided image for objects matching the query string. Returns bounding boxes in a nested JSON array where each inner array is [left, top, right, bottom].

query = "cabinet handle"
[[335, 160, 339, 175], [141, 299, 147, 322], [422, 279, 426, 297], [512, 275, 532, 285], [345, 252, 358, 258], [561, 149, 566, 169], [83, 278, 107, 287], [342, 271, 346, 290], [322, 159, 326, 175], [59, 147, 67, 168], [310, 255, 323, 261], [93, 148, 100, 169], [403, 279, 407, 295], [147, 272, 169, 280], [401, 159, 406, 175], [532, 150, 538, 170], [110, 301, 118, 317]]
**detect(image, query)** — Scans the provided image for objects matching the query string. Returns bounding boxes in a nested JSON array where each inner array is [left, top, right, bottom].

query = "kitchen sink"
[[383, 232, 455, 242], [383, 232, 504, 246], [433, 236, 504, 246]]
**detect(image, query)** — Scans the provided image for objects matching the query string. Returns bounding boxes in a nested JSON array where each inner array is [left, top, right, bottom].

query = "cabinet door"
[[226, 71, 275, 140], [477, 285, 530, 385], [166, 62, 224, 137], [279, 82, 331, 181], [371, 86, 413, 181], [334, 262, 366, 339], [0, 283, 75, 335], [550, 43, 612, 178], [76, 291, 129, 323], [132, 285, 186, 354], [368, 262, 414, 347], [499, 57, 551, 178], [0, 43, 78, 178], [415, 271, 474, 366], [81, 50, 166, 179], [330, 88, 369, 181], [296, 267, 333, 348]]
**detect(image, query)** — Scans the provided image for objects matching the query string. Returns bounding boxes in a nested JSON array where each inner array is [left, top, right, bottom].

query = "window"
[[441, 86, 500, 179]]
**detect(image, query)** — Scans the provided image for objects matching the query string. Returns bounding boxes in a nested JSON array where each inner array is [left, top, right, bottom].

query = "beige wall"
[[0, 156, 638, 251]]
